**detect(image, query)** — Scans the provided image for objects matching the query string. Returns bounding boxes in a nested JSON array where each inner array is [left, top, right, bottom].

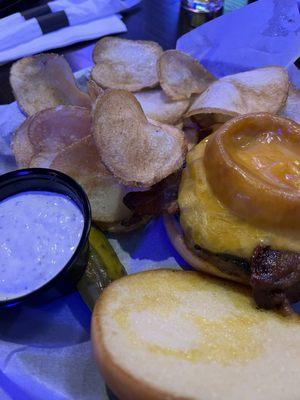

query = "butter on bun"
[[92, 269, 300, 400], [167, 113, 300, 311]]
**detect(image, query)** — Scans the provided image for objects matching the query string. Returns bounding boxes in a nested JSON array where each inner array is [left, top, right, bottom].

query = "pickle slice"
[[89, 226, 126, 281], [77, 226, 126, 309]]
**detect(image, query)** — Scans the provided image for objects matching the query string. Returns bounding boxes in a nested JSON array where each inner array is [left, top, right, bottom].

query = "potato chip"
[[93, 90, 187, 188], [29, 152, 57, 168], [134, 88, 189, 124], [280, 86, 300, 124], [185, 67, 289, 124], [175, 122, 184, 130], [87, 79, 104, 103], [12, 116, 34, 168], [91, 37, 163, 91], [50, 135, 107, 179], [14, 105, 91, 167], [10, 54, 90, 116], [29, 135, 133, 225], [81, 179, 132, 225], [184, 127, 200, 151], [158, 50, 215, 100], [27, 106, 91, 156], [49, 136, 132, 224], [191, 110, 233, 130]]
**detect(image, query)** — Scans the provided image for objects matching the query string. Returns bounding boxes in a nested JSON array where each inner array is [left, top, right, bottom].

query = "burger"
[[164, 113, 300, 313]]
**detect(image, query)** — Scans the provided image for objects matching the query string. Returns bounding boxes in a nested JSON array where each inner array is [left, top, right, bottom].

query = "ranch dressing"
[[0, 191, 84, 301]]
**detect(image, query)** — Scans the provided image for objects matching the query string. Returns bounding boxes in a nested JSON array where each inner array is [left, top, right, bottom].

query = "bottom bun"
[[92, 269, 300, 400], [163, 214, 249, 285]]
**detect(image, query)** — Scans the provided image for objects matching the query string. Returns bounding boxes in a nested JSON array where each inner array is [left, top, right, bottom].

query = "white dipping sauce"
[[0, 191, 84, 300]]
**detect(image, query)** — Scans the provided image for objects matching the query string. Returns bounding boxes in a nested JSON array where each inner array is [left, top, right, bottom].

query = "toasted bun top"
[[92, 269, 300, 400]]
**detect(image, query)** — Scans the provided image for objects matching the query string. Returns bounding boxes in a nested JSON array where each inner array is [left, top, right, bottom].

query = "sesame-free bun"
[[92, 269, 300, 400]]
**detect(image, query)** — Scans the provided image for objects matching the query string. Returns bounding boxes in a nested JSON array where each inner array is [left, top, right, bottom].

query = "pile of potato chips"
[[9, 37, 299, 231]]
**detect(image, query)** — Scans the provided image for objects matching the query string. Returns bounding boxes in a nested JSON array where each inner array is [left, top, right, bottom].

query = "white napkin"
[[0, 0, 86, 30], [0, 14, 126, 65], [177, 0, 300, 78], [0, 0, 141, 65], [0, 0, 140, 52]]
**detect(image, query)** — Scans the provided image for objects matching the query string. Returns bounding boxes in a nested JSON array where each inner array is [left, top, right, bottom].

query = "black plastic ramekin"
[[0, 168, 91, 308]]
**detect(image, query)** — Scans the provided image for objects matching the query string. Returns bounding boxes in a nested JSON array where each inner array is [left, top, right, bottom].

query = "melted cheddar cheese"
[[178, 138, 300, 259]]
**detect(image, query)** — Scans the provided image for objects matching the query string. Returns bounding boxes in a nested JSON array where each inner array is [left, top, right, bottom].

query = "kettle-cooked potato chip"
[[87, 79, 104, 103], [11, 104, 139, 229], [185, 67, 289, 125], [158, 50, 215, 100], [184, 126, 200, 151], [280, 86, 300, 124], [10, 54, 90, 116], [29, 134, 134, 228], [29, 152, 58, 168], [134, 88, 189, 124], [91, 37, 163, 91], [49, 136, 132, 225], [13, 105, 91, 168], [93, 90, 187, 188], [12, 116, 34, 168], [28, 105, 91, 155]]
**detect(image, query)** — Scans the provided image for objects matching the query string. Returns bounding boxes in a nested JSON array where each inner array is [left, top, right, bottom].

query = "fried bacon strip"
[[251, 246, 300, 313], [123, 172, 182, 218]]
